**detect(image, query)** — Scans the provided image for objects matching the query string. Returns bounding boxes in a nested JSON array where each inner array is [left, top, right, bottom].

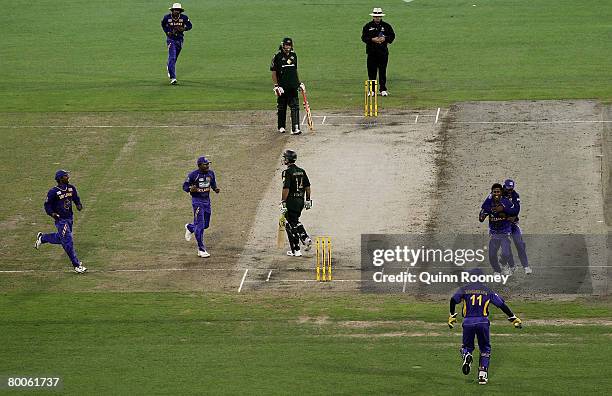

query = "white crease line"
[[238, 268, 249, 292], [1, 265, 608, 275], [435, 108, 441, 124], [301, 114, 307, 125], [0, 268, 246, 274], [402, 266, 410, 293], [414, 115, 419, 124], [243, 279, 362, 283], [266, 270, 272, 282], [3, 118, 610, 129], [322, 116, 327, 125], [455, 120, 611, 124]]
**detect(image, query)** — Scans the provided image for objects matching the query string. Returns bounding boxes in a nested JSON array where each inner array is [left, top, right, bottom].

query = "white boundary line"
[[238, 268, 249, 292]]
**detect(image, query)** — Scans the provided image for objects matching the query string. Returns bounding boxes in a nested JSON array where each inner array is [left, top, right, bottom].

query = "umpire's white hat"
[[369, 7, 385, 17], [170, 3, 184, 12]]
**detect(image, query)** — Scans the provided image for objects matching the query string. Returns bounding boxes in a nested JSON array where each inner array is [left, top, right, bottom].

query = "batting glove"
[[299, 82, 306, 92], [448, 313, 458, 329], [273, 85, 285, 96], [304, 199, 312, 210], [279, 202, 288, 215], [508, 315, 522, 329]]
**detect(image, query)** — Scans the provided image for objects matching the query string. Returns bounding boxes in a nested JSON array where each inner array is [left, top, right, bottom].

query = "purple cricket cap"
[[55, 169, 69, 181], [197, 156, 210, 165], [503, 179, 515, 189]]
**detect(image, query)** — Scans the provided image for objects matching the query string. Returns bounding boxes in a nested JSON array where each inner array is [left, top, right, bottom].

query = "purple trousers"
[[488, 233, 515, 272], [41, 218, 80, 266], [186, 202, 211, 252], [166, 38, 183, 79], [461, 321, 491, 370]]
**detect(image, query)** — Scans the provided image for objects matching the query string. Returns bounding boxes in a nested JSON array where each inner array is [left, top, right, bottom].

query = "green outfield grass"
[[1, 0, 610, 112], [1, 1, 611, 394], [0, 293, 610, 395]]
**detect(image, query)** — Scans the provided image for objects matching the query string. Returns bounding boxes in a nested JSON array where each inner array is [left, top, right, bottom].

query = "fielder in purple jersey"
[[34, 170, 87, 274], [161, 3, 192, 85], [183, 156, 220, 258], [448, 269, 523, 385], [502, 179, 532, 274], [479, 183, 518, 274]]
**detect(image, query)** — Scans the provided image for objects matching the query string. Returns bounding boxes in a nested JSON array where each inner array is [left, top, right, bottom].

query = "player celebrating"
[[270, 37, 306, 135], [479, 183, 517, 275], [448, 268, 523, 384], [502, 179, 532, 274], [161, 3, 192, 85], [183, 156, 220, 258], [280, 150, 312, 256], [34, 170, 87, 274]]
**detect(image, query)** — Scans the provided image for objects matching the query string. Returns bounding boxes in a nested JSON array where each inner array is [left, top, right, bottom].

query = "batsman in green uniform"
[[280, 149, 312, 256], [270, 37, 306, 135]]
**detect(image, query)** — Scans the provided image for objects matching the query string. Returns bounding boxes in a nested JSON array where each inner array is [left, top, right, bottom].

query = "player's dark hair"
[[491, 183, 503, 191]]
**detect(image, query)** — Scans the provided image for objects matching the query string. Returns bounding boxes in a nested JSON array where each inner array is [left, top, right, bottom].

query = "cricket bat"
[[301, 89, 314, 132], [277, 213, 286, 249]]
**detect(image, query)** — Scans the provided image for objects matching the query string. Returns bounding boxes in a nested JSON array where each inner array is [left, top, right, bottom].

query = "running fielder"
[[448, 269, 523, 384], [161, 3, 192, 85], [34, 170, 87, 274], [183, 156, 220, 258]]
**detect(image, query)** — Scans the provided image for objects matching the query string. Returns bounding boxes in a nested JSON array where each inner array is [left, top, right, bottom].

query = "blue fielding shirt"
[[183, 169, 217, 205], [451, 283, 508, 325], [44, 184, 81, 219], [504, 189, 521, 222], [480, 194, 517, 234], [161, 13, 192, 40]]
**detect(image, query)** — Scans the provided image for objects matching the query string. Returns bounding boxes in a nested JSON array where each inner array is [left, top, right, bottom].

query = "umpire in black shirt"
[[361, 7, 395, 96]]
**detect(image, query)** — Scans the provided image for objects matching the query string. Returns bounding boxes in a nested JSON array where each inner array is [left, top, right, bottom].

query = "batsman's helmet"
[[55, 169, 69, 181], [503, 179, 515, 189], [280, 37, 293, 50], [282, 149, 297, 163]]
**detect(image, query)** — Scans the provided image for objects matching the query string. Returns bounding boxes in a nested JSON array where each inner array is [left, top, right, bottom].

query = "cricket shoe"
[[462, 353, 473, 375], [502, 267, 512, 276], [198, 250, 211, 258], [278, 127, 286, 133], [34, 232, 42, 249], [291, 128, 302, 135], [302, 237, 312, 251], [287, 250, 302, 257], [170, 78, 177, 85], [380, 90, 389, 97], [74, 263, 87, 274], [184, 224, 192, 241], [478, 370, 488, 385], [524, 266, 533, 274]]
